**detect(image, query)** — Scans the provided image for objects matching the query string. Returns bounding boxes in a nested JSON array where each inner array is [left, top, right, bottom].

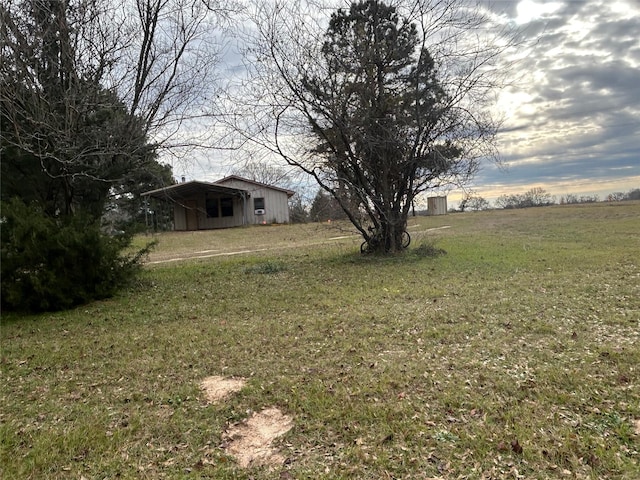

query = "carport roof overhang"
[[141, 181, 248, 201]]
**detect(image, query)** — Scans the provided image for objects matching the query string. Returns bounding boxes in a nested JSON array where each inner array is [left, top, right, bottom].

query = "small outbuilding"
[[141, 175, 295, 231], [427, 196, 448, 216]]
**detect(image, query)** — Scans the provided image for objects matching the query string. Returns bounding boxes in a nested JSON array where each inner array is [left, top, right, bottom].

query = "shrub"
[[1, 199, 155, 312], [413, 241, 447, 258]]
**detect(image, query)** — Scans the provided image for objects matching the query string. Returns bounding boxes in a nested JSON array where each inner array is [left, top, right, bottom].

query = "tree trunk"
[[374, 209, 407, 254]]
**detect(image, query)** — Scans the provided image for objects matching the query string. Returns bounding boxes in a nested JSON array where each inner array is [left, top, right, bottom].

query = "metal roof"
[[215, 175, 296, 198], [141, 180, 247, 200]]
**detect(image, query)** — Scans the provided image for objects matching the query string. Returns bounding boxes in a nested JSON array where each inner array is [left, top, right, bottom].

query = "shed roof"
[[141, 180, 246, 201], [215, 175, 296, 198]]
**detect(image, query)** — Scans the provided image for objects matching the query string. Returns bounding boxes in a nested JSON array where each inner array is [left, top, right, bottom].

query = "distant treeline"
[[458, 187, 640, 211], [294, 187, 640, 220]]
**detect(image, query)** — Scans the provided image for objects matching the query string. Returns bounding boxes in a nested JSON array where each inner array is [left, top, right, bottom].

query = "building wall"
[[174, 205, 187, 230], [168, 179, 291, 231], [173, 195, 246, 230], [215, 179, 291, 224]]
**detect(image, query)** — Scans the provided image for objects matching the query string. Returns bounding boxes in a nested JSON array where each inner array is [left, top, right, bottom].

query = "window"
[[220, 197, 234, 217], [206, 198, 219, 218], [254, 197, 265, 211]]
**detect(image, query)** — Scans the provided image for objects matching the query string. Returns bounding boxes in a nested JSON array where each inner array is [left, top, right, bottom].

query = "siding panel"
[[215, 179, 291, 224]]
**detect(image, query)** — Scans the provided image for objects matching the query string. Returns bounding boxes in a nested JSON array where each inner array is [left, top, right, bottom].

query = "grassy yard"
[[2, 202, 639, 479]]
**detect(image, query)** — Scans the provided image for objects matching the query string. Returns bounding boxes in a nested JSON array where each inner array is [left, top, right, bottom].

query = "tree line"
[[457, 187, 640, 212]]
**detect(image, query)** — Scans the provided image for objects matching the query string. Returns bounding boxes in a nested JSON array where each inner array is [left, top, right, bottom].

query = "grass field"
[[2, 202, 639, 479]]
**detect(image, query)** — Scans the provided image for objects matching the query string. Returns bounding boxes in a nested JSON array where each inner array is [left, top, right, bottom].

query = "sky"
[[180, 0, 640, 206], [460, 0, 640, 205]]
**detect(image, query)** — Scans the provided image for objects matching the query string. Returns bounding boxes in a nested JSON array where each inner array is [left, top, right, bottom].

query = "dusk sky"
[[471, 0, 640, 204], [183, 0, 640, 206]]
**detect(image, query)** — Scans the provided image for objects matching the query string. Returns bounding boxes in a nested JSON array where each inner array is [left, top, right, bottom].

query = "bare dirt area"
[[199, 376, 293, 469], [224, 407, 294, 469], [200, 376, 246, 403]]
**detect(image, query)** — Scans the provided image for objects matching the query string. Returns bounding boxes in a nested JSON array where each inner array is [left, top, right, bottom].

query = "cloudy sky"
[[465, 0, 640, 204], [183, 0, 639, 205]]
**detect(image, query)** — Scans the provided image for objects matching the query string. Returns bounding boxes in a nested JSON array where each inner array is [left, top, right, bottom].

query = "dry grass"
[[2, 202, 639, 479]]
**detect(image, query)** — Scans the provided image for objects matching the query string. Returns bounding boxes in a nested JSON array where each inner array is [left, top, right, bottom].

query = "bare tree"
[[1, 0, 233, 216], [496, 187, 554, 209], [231, 157, 295, 189], [230, 0, 517, 253], [607, 192, 625, 202], [461, 194, 490, 212], [119, 0, 236, 148]]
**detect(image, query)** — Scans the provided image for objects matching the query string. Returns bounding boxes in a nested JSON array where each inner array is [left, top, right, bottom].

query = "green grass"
[[2, 202, 639, 479]]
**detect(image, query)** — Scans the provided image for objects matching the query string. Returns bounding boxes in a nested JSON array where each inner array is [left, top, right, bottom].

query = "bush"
[[1, 199, 154, 312], [412, 241, 447, 258]]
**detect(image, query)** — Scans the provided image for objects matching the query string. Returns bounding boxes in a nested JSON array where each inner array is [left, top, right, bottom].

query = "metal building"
[[141, 176, 295, 231], [427, 196, 448, 216]]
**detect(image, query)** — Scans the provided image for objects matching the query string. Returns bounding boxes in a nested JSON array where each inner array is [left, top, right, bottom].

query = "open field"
[[2, 202, 639, 479]]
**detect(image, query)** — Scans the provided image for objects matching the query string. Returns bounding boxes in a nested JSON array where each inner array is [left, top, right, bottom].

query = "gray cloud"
[[471, 0, 640, 202]]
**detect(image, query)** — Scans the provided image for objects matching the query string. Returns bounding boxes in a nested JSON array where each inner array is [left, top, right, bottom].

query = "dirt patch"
[[200, 376, 246, 403], [635, 419, 640, 435], [224, 407, 294, 469], [199, 377, 294, 469]]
